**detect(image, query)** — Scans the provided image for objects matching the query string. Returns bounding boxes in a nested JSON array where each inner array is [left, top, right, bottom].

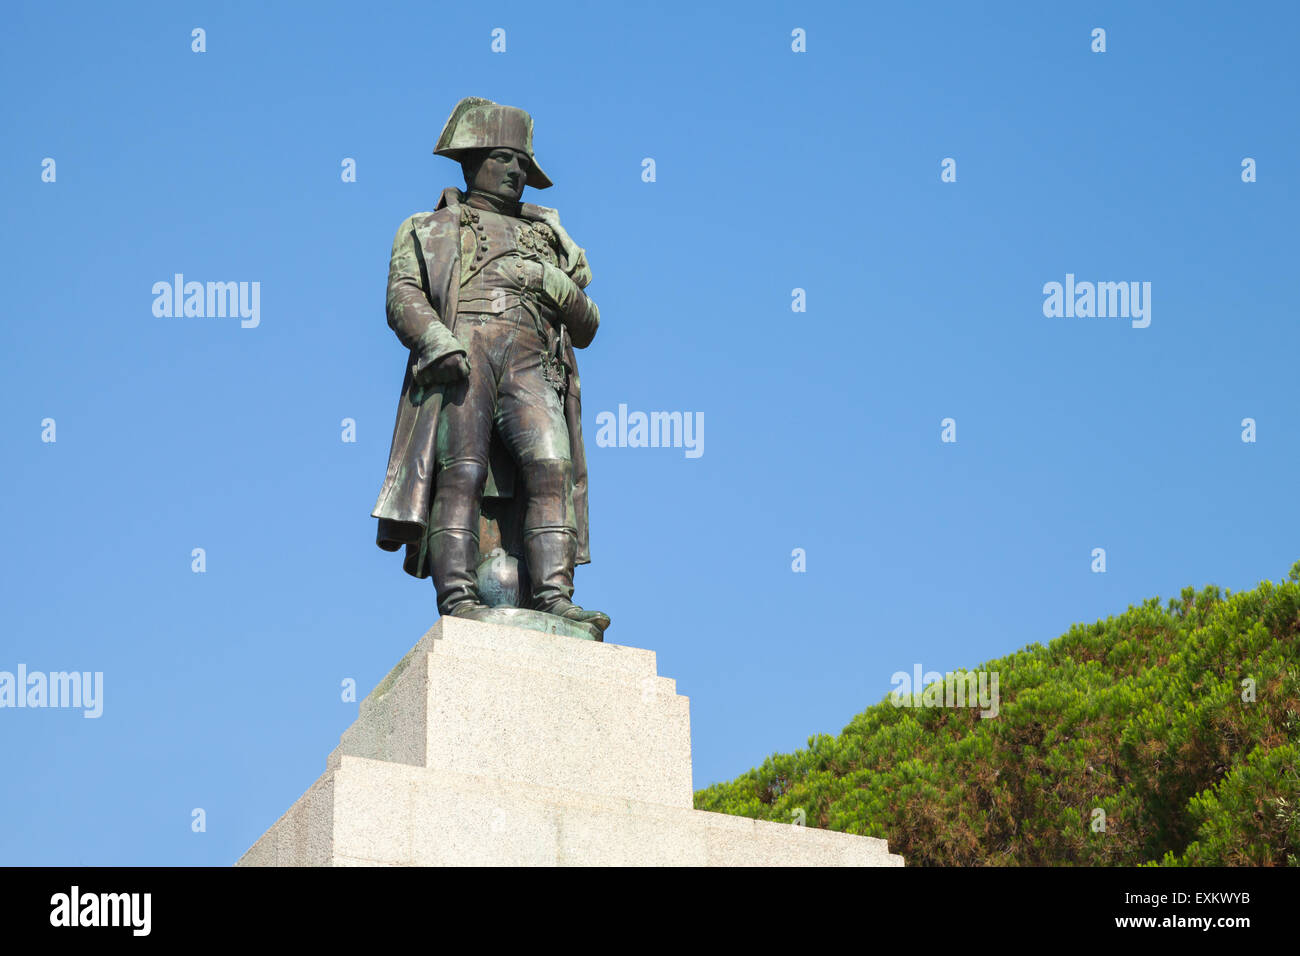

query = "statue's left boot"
[[524, 527, 611, 634]]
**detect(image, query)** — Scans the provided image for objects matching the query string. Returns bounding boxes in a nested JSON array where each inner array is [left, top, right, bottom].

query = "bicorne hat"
[[433, 97, 553, 189]]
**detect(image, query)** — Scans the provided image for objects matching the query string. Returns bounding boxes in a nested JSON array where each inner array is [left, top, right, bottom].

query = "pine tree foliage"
[[694, 564, 1300, 865]]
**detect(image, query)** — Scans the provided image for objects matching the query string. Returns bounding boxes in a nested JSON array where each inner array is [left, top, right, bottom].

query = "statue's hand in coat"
[[539, 262, 581, 311], [520, 260, 601, 349]]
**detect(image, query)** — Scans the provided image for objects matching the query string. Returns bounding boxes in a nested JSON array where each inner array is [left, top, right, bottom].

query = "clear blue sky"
[[2, 0, 1297, 865]]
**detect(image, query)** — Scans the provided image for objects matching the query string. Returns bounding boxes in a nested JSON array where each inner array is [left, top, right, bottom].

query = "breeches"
[[430, 307, 574, 535]]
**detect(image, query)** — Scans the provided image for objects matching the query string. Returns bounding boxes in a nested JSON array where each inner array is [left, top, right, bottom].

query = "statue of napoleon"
[[371, 97, 611, 641]]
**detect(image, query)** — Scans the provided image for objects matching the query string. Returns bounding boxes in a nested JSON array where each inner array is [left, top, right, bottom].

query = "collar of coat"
[[435, 187, 593, 289], [462, 188, 522, 216]]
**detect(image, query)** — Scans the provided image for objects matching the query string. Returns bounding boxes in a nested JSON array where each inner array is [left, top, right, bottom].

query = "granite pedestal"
[[236, 618, 902, 867]]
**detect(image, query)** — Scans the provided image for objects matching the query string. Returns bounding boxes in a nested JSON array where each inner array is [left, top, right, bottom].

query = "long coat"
[[372, 186, 594, 578]]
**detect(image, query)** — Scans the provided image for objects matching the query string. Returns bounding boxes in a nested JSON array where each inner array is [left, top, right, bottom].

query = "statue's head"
[[459, 147, 532, 203], [433, 96, 553, 193]]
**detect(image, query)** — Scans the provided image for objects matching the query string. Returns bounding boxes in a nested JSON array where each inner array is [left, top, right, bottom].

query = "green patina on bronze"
[[371, 97, 610, 643]]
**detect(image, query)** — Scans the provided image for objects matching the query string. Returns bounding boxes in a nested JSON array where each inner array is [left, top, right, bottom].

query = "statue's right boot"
[[428, 528, 491, 620], [428, 459, 492, 620]]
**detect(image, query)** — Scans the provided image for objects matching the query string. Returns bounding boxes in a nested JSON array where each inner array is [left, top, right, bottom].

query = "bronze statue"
[[372, 97, 611, 641]]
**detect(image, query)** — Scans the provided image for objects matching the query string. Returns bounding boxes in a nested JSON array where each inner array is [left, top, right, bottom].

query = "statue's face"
[[466, 147, 530, 202]]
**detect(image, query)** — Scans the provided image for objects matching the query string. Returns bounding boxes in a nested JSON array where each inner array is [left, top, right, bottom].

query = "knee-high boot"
[[521, 458, 611, 633], [428, 460, 491, 619], [429, 528, 489, 618]]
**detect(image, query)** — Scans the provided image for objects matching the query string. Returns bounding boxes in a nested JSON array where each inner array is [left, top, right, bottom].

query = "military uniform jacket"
[[372, 187, 595, 577]]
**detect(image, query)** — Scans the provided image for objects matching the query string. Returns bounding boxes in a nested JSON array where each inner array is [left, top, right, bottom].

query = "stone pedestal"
[[236, 618, 902, 866]]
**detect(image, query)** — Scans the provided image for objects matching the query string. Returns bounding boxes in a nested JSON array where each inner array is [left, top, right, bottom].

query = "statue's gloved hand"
[[513, 258, 600, 347], [415, 351, 470, 386], [538, 261, 600, 348], [538, 261, 582, 312]]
